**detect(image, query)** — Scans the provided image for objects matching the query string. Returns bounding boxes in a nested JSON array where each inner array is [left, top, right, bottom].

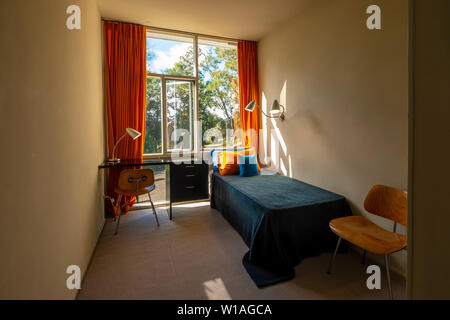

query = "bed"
[[210, 171, 352, 287]]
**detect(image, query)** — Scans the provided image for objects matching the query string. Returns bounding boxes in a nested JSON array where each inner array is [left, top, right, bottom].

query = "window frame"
[[144, 29, 238, 159], [165, 78, 196, 153]]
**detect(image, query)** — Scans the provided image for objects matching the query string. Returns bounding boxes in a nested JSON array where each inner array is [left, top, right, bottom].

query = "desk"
[[99, 159, 209, 220]]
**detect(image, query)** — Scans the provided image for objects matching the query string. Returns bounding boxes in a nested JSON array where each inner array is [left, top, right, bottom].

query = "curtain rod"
[[101, 18, 244, 43]]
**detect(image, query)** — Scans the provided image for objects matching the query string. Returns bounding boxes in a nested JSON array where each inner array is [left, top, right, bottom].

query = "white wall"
[[258, 0, 409, 274], [0, 0, 105, 299]]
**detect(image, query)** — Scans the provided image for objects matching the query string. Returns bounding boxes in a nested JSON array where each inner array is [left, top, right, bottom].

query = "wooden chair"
[[327, 185, 407, 299], [114, 168, 160, 235]]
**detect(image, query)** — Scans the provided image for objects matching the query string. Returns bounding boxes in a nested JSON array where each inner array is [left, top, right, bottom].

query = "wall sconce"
[[245, 99, 285, 120]]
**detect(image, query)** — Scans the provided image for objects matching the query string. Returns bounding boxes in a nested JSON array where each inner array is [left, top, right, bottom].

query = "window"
[[198, 39, 240, 149], [144, 77, 162, 154], [144, 31, 240, 156], [166, 79, 194, 152]]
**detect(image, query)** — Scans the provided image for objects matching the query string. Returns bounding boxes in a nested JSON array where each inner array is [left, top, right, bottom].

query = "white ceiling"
[[97, 0, 311, 41]]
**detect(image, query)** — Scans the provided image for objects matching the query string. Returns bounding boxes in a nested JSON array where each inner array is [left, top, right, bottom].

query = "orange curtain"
[[104, 22, 147, 216], [238, 41, 261, 154]]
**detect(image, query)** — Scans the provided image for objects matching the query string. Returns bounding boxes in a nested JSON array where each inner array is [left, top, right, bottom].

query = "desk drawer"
[[171, 163, 205, 176], [177, 169, 207, 185], [170, 162, 209, 202], [172, 183, 208, 202]]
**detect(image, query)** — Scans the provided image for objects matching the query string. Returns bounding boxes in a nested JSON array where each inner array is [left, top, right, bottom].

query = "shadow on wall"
[[261, 81, 293, 178]]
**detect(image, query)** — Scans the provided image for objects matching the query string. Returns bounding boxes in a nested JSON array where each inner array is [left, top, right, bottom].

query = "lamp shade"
[[125, 128, 141, 140], [245, 100, 257, 112], [270, 100, 281, 115]]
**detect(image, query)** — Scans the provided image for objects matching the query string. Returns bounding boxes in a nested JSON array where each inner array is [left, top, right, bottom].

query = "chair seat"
[[115, 184, 155, 196], [330, 216, 406, 255]]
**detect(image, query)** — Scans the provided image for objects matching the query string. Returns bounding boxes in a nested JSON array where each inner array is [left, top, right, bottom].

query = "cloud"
[[148, 43, 191, 73]]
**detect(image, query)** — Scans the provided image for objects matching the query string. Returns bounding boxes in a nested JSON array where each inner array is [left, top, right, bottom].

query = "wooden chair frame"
[[326, 185, 407, 300], [114, 169, 160, 235]]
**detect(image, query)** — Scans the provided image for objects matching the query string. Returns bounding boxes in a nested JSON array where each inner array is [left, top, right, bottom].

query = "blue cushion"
[[238, 154, 260, 177], [211, 150, 220, 172]]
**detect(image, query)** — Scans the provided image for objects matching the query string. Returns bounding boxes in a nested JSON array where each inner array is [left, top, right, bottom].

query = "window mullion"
[[194, 35, 200, 154], [162, 76, 168, 156]]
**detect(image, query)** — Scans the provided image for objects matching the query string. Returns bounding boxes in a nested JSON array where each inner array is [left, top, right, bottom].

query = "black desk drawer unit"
[[168, 162, 209, 218]]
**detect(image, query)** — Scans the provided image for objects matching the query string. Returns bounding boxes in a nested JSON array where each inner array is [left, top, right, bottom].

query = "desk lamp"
[[108, 128, 141, 162]]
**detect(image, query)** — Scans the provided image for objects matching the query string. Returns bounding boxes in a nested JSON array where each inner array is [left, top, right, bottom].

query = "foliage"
[[145, 78, 162, 154]]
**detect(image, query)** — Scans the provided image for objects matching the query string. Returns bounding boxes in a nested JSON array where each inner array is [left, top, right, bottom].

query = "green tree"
[[199, 46, 239, 133], [166, 80, 193, 150], [144, 78, 162, 154]]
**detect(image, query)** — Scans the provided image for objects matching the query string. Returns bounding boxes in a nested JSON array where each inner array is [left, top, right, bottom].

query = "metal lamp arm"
[[255, 103, 285, 120], [111, 133, 127, 160], [254, 103, 279, 119]]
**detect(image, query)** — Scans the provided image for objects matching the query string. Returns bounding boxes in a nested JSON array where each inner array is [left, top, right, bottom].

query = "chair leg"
[[114, 194, 123, 236], [361, 250, 367, 265], [384, 254, 393, 300], [327, 237, 342, 274], [148, 192, 160, 227], [113, 194, 122, 220]]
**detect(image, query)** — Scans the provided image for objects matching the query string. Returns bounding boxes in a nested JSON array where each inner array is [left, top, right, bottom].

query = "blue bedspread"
[[211, 172, 351, 287]]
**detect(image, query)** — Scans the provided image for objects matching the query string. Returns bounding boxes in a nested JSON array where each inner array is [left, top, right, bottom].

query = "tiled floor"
[[77, 202, 406, 300]]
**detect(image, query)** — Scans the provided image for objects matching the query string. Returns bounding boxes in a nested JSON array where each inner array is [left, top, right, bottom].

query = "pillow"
[[238, 154, 260, 177], [211, 150, 220, 172], [238, 148, 261, 171], [218, 151, 240, 175], [211, 148, 245, 172]]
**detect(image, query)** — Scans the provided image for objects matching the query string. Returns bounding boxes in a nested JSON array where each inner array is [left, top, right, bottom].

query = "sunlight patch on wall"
[[261, 92, 269, 163], [270, 124, 287, 156], [270, 81, 288, 156], [289, 155, 293, 178], [264, 81, 291, 176], [270, 130, 279, 169], [280, 80, 287, 108], [280, 158, 287, 176]]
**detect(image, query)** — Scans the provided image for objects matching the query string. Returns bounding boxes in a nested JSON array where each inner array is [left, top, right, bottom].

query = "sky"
[[147, 38, 192, 74], [147, 37, 219, 75]]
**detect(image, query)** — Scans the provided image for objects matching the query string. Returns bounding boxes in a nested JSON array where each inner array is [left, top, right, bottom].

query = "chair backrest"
[[364, 185, 407, 226], [118, 169, 154, 191]]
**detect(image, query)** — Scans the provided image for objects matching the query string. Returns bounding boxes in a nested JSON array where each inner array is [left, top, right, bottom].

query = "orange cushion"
[[218, 151, 240, 175]]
